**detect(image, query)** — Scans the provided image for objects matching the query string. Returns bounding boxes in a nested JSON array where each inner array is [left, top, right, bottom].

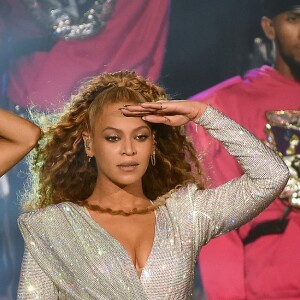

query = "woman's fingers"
[[120, 100, 205, 126], [141, 115, 173, 124], [142, 115, 190, 126], [141, 100, 187, 113], [121, 105, 157, 113], [122, 101, 188, 115]]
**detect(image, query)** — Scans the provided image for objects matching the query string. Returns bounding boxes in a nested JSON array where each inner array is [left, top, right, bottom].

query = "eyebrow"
[[102, 126, 151, 133]]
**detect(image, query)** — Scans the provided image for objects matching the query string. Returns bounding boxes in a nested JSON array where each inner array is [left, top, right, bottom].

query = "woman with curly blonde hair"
[[17, 70, 288, 299], [22, 70, 204, 211]]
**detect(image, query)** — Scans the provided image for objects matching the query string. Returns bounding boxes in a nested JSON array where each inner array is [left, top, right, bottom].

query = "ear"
[[82, 131, 94, 157], [261, 16, 276, 41]]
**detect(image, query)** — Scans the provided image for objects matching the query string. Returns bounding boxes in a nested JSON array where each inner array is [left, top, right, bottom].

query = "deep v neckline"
[[80, 204, 159, 279]]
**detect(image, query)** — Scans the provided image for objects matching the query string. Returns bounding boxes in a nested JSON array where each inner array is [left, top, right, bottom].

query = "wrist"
[[192, 103, 208, 122]]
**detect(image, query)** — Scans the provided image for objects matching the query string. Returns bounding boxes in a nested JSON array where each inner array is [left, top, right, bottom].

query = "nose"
[[122, 138, 137, 156]]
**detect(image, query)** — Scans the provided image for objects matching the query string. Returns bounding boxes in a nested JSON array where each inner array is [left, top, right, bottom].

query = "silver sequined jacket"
[[17, 106, 289, 299]]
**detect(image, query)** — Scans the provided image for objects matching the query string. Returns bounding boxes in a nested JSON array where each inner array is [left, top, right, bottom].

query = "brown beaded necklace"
[[80, 185, 183, 216], [85, 203, 153, 216], [83, 197, 168, 216]]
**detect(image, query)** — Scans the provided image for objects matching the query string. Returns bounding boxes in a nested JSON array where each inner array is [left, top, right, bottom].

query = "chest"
[[89, 212, 156, 273], [36, 205, 197, 298]]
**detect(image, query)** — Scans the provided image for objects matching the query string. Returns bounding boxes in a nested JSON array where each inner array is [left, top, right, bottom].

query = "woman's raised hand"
[[121, 100, 208, 126]]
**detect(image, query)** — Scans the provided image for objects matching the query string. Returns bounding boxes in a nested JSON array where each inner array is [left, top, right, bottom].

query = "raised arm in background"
[[0, 109, 41, 176]]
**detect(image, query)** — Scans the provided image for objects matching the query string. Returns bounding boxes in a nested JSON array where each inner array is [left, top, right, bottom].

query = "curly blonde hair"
[[23, 71, 205, 211]]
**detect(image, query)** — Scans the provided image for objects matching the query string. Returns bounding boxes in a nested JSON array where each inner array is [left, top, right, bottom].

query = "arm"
[[191, 105, 289, 239], [0, 109, 41, 176], [18, 247, 58, 299], [189, 105, 289, 299]]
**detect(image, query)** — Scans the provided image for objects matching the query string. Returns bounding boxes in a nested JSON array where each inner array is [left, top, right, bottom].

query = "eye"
[[105, 135, 120, 142], [135, 134, 149, 141], [287, 15, 299, 23]]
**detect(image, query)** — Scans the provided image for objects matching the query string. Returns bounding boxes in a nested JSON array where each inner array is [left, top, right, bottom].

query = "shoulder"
[[189, 67, 268, 105], [188, 68, 273, 121], [165, 183, 203, 208], [18, 202, 78, 229], [18, 202, 87, 247], [173, 183, 200, 195], [162, 184, 206, 234]]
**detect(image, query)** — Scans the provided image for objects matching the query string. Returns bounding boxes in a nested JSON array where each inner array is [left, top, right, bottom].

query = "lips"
[[117, 162, 139, 171]]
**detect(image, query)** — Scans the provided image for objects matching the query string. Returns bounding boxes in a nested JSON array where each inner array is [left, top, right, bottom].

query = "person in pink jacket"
[[187, 0, 300, 299]]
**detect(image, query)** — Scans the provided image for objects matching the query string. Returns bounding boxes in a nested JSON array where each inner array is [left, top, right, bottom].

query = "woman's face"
[[84, 102, 155, 187]]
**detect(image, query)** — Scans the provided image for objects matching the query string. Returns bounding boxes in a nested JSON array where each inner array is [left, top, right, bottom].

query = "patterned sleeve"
[[17, 247, 58, 299], [190, 106, 289, 246]]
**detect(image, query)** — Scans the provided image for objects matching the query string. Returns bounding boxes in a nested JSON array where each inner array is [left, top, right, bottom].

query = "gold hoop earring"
[[85, 139, 91, 150]]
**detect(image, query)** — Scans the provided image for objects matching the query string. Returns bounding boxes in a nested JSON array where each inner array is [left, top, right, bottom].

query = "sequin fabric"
[[17, 106, 289, 299]]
